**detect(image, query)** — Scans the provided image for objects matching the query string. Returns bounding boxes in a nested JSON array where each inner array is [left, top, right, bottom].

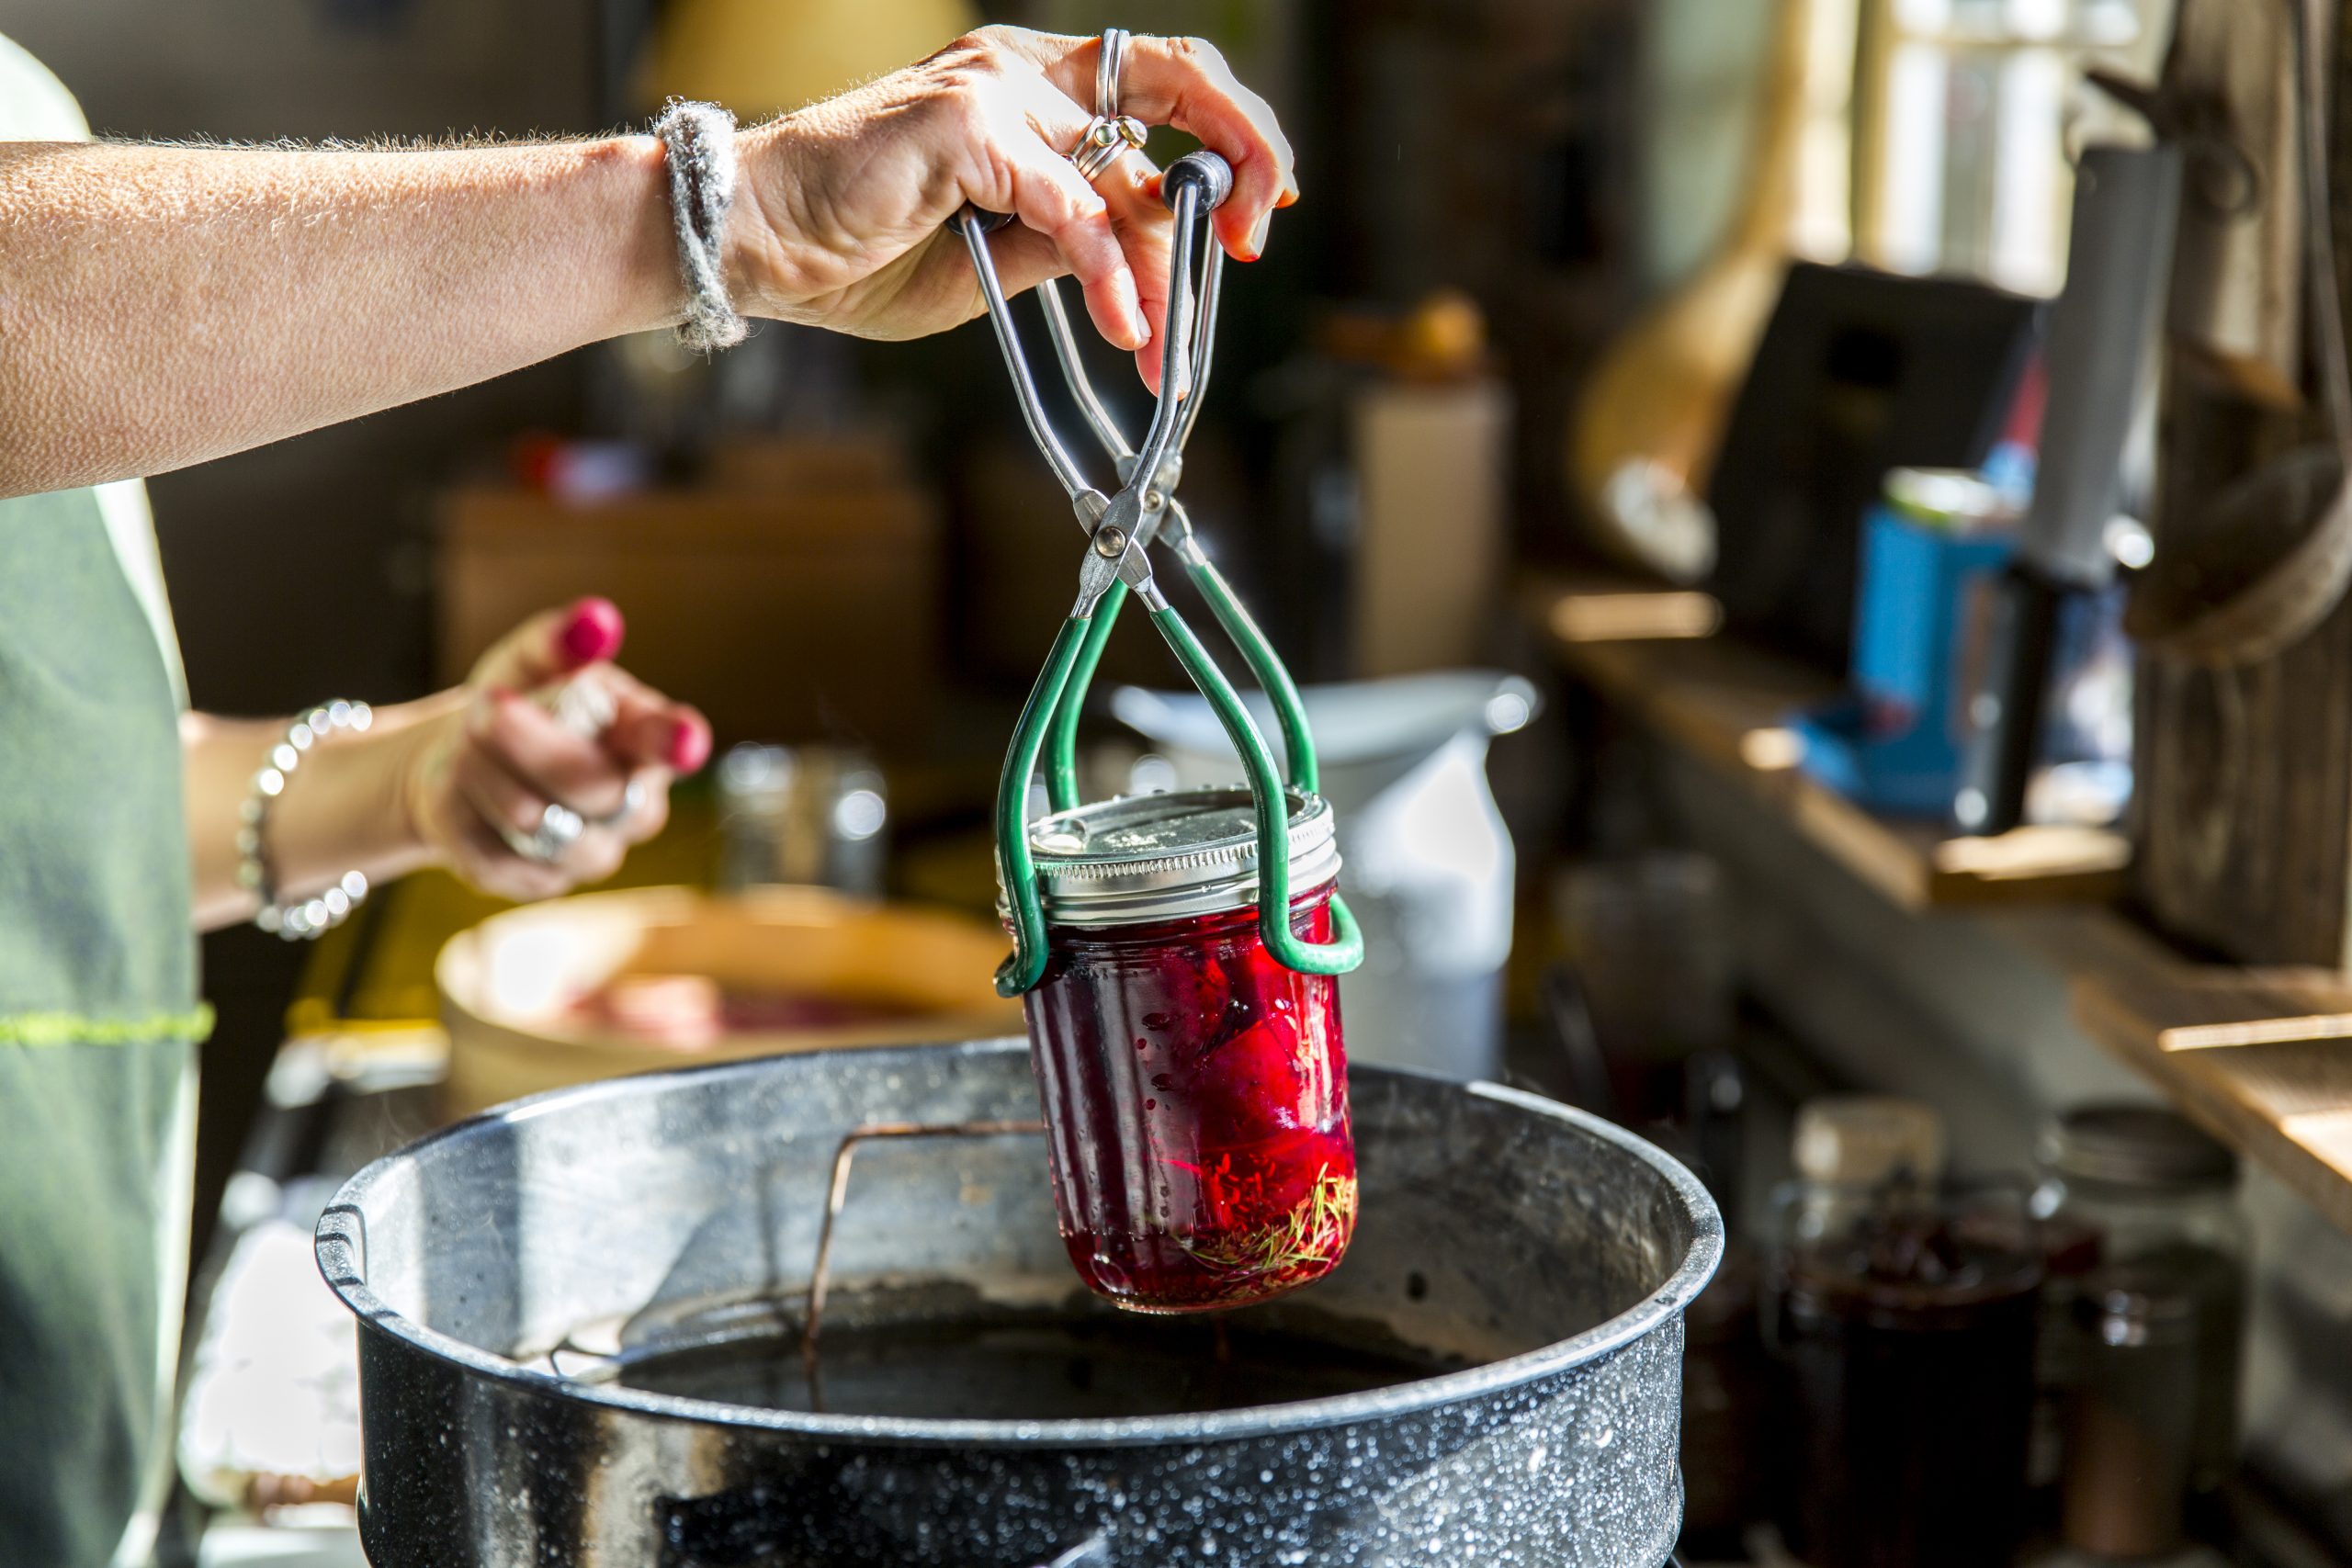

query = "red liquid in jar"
[[1023, 884, 1354, 1313]]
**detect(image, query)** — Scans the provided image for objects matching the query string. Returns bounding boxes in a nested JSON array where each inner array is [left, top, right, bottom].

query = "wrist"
[[234, 703, 397, 938], [577, 130, 693, 341], [724, 118, 810, 321], [274, 700, 449, 898], [379, 695, 465, 877]]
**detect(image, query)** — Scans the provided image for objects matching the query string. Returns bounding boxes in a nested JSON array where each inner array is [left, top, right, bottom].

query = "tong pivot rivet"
[[1093, 525, 1129, 558]]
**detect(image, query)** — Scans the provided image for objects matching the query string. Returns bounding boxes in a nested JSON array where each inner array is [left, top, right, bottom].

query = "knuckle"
[[1168, 35, 1229, 76], [943, 85, 994, 138]]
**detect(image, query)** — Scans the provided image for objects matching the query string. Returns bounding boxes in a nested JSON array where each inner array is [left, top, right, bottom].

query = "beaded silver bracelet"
[[239, 700, 375, 941]]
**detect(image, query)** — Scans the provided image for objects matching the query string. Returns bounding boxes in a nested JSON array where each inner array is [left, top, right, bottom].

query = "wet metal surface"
[[318, 1041, 1720, 1566]]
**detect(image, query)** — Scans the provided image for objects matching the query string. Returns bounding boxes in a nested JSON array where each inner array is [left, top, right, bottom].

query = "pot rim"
[[316, 1039, 1724, 1450]]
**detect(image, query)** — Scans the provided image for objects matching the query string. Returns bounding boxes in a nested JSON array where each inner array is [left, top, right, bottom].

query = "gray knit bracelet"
[[654, 99, 747, 353]]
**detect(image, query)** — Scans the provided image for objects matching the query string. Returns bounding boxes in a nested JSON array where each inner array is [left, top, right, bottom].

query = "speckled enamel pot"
[[318, 1040, 1721, 1567]]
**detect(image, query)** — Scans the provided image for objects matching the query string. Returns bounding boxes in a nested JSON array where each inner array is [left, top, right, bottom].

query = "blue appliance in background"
[[1794, 469, 2020, 817]]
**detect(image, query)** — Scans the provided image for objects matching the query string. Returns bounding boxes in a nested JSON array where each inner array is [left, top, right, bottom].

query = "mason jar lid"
[[1012, 786, 1340, 927], [1792, 1096, 1948, 1188], [2041, 1103, 2238, 1193]]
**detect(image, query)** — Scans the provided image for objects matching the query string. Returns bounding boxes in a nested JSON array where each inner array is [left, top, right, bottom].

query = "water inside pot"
[[591, 1288, 1470, 1419]]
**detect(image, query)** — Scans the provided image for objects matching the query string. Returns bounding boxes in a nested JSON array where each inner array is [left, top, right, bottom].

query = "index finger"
[[1014, 31, 1297, 261], [596, 667, 713, 775]]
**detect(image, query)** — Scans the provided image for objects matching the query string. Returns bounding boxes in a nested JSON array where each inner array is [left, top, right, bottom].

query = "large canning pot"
[[316, 1040, 1721, 1567]]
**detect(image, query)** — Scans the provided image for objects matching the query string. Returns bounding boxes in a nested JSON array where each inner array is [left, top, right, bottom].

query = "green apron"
[[0, 487, 206, 1568]]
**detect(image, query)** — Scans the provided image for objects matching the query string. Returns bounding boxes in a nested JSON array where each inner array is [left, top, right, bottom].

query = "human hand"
[[401, 597, 712, 901], [728, 26, 1297, 390]]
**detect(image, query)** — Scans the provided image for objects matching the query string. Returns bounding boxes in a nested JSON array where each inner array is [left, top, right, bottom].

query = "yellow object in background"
[[436, 885, 1022, 1117], [284, 785, 728, 1041], [637, 0, 978, 116]]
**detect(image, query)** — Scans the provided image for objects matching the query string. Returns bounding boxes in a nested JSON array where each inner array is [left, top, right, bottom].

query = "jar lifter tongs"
[[957, 151, 1363, 996]]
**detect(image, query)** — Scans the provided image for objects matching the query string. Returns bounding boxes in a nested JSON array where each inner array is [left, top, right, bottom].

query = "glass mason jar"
[[2061, 1265, 2201, 1560], [1014, 788, 1354, 1314], [2031, 1104, 2245, 1493], [1769, 1174, 2044, 1568]]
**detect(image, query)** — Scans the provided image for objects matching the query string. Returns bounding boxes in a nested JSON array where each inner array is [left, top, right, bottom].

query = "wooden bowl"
[[436, 886, 1023, 1117]]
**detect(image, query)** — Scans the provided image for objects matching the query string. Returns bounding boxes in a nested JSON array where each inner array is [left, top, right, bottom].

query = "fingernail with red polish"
[[560, 597, 625, 666], [668, 716, 712, 773]]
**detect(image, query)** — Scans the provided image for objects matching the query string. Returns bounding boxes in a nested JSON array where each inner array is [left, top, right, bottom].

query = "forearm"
[[182, 694, 460, 931], [0, 137, 681, 497]]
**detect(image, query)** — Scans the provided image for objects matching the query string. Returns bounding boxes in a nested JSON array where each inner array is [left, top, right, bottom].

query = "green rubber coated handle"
[[995, 615, 1095, 997], [1183, 554, 1320, 797], [1148, 603, 1363, 976], [1046, 580, 1127, 814], [1043, 555, 1321, 812]]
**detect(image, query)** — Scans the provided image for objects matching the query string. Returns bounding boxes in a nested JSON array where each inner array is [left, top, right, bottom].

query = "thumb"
[[468, 597, 626, 692]]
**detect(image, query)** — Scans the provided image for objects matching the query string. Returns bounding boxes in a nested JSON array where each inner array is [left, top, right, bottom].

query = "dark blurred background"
[[16, 3, 2352, 1565]]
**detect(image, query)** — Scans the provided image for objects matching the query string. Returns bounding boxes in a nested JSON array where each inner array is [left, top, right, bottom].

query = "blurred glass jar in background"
[[1555, 852, 1737, 1117], [2032, 1104, 2245, 1495], [717, 743, 889, 897], [1770, 1096, 2044, 1568], [2059, 1265, 2204, 1562]]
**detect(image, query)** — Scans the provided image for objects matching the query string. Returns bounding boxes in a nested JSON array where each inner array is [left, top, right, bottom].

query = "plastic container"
[[2031, 1103, 2245, 1493], [1015, 788, 1355, 1313]]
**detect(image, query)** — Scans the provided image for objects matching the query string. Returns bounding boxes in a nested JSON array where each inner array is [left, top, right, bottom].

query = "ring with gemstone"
[[503, 801, 586, 864], [1070, 113, 1148, 181], [1069, 27, 1145, 181]]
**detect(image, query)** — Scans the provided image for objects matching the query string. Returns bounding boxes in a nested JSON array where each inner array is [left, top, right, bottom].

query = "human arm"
[[184, 598, 710, 930], [0, 27, 1295, 497]]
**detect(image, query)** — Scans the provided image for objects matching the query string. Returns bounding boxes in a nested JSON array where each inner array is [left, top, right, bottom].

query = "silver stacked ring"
[[1096, 27, 1130, 118], [1069, 28, 1147, 180], [502, 776, 643, 864], [506, 802, 586, 865]]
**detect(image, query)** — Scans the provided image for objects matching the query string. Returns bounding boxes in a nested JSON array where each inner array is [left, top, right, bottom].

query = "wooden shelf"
[[1528, 570, 2352, 1235], [2076, 969, 2352, 1235], [1527, 572, 2132, 909]]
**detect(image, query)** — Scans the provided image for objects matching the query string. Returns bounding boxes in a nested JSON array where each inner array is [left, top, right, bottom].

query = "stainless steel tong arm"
[[953, 151, 1235, 572]]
